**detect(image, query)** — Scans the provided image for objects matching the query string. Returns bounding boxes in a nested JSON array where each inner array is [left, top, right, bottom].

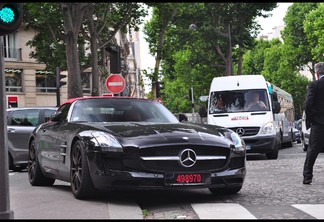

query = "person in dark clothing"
[[303, 62, 324, 185]]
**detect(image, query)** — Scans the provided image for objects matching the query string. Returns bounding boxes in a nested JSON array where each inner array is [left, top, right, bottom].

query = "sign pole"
[[0, 38, 14, 219]]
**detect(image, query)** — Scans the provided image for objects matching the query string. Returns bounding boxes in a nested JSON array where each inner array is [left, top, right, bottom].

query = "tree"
[[24, 3, 147, 99], [303, 3, 324, 67], [61, 3, 88, 99], [143, 3, 182, 99], [243, 38, 309, 118], [82, 3, 147, 96], [143, 3, 277, 112], [24, 3, 68, 72], [281, 2, 320, 81]]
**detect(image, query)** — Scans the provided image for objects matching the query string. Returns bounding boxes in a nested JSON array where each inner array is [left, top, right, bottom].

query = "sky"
[[139, 3, 293, 92]]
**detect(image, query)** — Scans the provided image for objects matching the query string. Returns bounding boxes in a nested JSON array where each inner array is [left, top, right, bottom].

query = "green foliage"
[[303, 3, 324, 63], [24, 3, 68, 71], [281, 3, 320, 80], [143, 3, 278, 112], [243, 38, 310, 118], [24, 2, 147, 78]]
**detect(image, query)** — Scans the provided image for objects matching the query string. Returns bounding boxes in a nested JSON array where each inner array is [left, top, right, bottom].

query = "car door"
[[7, 109, 39, 163], [37, 104, 70, 174]]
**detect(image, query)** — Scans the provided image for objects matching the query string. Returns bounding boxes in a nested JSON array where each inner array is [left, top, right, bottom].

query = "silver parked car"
[[7, 107, 57, 171], [301, 111, 310, 151]]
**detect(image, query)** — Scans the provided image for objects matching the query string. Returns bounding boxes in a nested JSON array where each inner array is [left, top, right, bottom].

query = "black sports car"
[[28, 97, 246, 199]]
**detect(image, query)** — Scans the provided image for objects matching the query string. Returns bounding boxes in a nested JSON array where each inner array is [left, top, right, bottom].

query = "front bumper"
[[241, 135, 276, 154], [90, 167, 246, 191], [86, 150, 246, 191]]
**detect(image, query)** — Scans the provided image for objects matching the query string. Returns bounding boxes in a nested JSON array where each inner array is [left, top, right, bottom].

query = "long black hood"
[[88, 122, 233, 148]]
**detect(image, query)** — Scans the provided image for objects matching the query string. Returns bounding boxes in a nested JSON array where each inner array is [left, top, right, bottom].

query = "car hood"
[[91, 122, 232, 148]]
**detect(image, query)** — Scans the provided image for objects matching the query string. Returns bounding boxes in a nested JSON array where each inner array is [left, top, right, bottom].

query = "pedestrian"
[[303, 62, 324, 185]]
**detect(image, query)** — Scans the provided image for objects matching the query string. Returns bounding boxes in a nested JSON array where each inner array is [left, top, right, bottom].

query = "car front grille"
[[138, 145, 230, 173], [229, 127, 260, 136]]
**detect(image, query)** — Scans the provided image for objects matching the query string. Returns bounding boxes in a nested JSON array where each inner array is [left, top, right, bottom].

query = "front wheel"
[[266, 141, 279, 160], [209, 186, 242, 195], [70, 140, 96, 199], [302, 139, 308, 151], [28, 140, 55, 186]]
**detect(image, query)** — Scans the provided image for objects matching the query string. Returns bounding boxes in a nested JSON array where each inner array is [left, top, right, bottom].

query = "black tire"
[[8, 153, 14, 171], [266, 141, 279, 160], [302, 140, 308, 151], [209, 186, 242, 195], [28, 140, 55, 186], [286, 131, 293, 148], [70, 140, 96, 200], [301, 134, 308, 151]]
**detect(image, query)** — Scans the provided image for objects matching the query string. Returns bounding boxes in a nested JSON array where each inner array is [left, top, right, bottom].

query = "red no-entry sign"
[[105, 74, 125, 94]]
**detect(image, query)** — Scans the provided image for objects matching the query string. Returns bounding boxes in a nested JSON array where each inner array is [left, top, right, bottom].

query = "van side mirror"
[[199, 95, 208, 102]]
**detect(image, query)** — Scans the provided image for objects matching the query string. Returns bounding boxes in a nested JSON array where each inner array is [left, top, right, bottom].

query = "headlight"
[[230, 132, 245, 152], [91, 131, 123, 152], [260, 121, 275, 135]]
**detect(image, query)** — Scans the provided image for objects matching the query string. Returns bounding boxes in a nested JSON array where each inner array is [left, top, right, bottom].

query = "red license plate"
[[164, 173, 211, 186]]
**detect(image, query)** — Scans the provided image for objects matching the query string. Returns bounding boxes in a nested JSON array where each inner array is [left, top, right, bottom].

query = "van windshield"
[[209, 89, 270, 114]]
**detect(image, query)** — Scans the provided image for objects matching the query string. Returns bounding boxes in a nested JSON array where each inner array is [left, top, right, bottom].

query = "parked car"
[[7, 106, 57, 171], [27, 97, 246, 199], [292, 127, 301, 144], [301, 111, 310, 151]]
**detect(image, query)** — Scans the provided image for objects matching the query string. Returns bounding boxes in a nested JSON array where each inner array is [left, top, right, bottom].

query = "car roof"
[[61, 96, 148, 106], [7, 106, 57, 111]]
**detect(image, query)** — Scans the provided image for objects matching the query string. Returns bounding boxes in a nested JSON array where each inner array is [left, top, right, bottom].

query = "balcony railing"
[[4, 47, 22, 61]]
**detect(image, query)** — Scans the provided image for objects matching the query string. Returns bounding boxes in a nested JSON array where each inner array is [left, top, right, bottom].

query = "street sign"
[[105, 74, 125, 94]]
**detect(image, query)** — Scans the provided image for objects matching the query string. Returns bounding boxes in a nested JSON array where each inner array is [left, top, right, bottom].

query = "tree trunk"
[[61, 3, 87, 99], [87, 4, 99, 96], [65, 32, 83, 99], [237, 45, 243, 75]]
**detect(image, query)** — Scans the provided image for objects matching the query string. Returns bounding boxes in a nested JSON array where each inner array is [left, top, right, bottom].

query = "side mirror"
[[199, 95, 208, 102], [51, 111, 62, 122]]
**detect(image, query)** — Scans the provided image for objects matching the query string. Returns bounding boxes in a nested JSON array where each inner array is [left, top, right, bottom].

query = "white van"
[[205, 75, 283, 159]]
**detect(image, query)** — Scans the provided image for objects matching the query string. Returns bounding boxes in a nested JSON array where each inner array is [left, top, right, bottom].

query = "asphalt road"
[[8, 142, 324, 219]]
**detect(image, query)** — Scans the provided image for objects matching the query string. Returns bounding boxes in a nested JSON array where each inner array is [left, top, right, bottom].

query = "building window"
[[5, 69, 22, 92], [36, 70, 56, 93], [3, 33, 18, 59], [81, 72, 91, 94]]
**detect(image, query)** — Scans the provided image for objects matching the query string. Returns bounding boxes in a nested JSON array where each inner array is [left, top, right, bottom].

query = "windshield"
[[209, 89, 270, 114], [70, 98, 180, 123]]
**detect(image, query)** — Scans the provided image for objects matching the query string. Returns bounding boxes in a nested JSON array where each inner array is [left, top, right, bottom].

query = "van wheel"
[[302, 140, 308, 151], [286, 130, 293, 147], [266, 142, 279, 159]]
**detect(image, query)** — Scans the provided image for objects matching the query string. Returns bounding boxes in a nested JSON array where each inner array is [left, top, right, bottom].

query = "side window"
[[10, 110, 39, 126], [56, 104, 71, 121], [44, 109, 56, 123]]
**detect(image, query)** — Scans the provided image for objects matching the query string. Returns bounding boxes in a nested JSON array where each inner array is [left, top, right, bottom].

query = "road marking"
[[292, 204, 324, 219], [191, 203, 257, 219]]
